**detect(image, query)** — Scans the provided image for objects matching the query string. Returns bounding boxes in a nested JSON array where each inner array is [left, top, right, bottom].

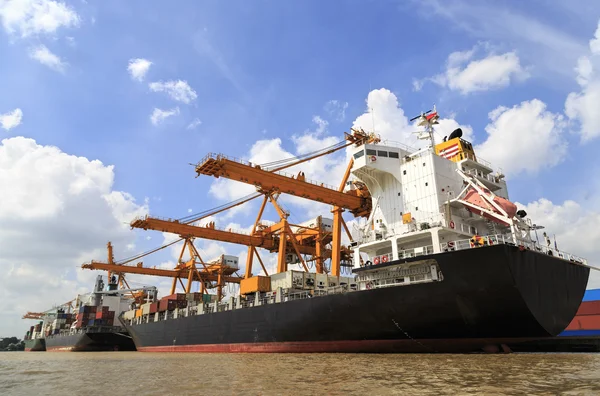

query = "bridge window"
[[366, 149, 376, 156], [377, 150, 388, 157], [388, 151, 399, 158], [353, 150, 364, 159]]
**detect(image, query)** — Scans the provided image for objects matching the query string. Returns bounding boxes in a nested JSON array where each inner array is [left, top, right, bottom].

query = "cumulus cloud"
[[127, 58, 152, 82], [565, 20, 600, 142], [149, 80, 197, 104], [150, 107, 179, 126], [352, 88, 474, 147], [0, 108, 23, 130], [420, 46, 528, 94], [29, 44, 67, 72], [0, 0, 80, 37], [476, 99, 567, 177], [0, 136, 148, 336], [520, 198, 600, 289]]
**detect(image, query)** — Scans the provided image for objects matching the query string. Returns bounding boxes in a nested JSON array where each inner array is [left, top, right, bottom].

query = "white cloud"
[[0, 0, 80, 37], [429, 46, 528, 94], [520, 198, 600, 289], [127, 58, 152, 82], [149, 80, 197, 104], [564, 20, 600, 142], [324, 100, 349, 121], [476, 99, 567, 177], [0, 136, 148, 336], [150, 107, 180, 126], [351, 88, 474, 148], [29, 44, 67, 72], [187, 118, 202, 130], [0, 108, 23, 130]]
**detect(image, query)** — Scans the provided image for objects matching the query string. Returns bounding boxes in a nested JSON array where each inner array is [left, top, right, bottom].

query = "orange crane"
[[81, 240, 243, 300], [194, 129, 376, 277], [130, 194, 344, 277]]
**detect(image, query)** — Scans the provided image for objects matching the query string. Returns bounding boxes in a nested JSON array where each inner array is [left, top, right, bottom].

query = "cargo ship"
[[23, 324, 46, 351], [121, 109, 594, 353], [26, 275, 156, 352], [509, 288, 600, 352]]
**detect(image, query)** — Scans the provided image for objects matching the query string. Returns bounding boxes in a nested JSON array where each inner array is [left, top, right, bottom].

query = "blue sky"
[[1, 0, 600, 335]]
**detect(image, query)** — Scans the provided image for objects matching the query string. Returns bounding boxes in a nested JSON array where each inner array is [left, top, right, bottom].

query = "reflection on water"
[[1, 352, 600, 395]]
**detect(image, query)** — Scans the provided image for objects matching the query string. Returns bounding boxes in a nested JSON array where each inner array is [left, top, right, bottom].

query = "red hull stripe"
[[136, 338, 538, 353]]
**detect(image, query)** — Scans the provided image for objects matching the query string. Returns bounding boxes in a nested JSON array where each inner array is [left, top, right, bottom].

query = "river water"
[[1, 352, 600, 395]]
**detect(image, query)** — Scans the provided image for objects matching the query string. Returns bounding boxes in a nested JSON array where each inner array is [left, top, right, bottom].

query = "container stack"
[[94, 306, 116, 326], [563, 292, 600, 336]]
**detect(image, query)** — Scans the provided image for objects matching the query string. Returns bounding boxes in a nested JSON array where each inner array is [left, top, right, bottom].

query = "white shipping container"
[[123, 310, 136, 320], [222, 255, 239, 270], [141, 302, 152, 315], [315, 273, 328, 289]]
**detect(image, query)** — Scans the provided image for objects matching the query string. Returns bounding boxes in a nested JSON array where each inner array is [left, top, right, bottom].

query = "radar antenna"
[[409, 105, 440, 147]]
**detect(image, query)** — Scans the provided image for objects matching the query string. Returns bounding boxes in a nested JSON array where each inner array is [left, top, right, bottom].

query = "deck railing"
[[440, 234, 587, 265]]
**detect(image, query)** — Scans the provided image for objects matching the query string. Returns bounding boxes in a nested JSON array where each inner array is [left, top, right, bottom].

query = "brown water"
[[1, 352, 600, 395]]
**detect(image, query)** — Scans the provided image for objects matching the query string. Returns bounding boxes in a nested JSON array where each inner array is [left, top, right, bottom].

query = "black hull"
[[508, 336, 600, 353], [124, 245, 590, 353], [24, 338, 46, 352], [45, 330, 136, 352]]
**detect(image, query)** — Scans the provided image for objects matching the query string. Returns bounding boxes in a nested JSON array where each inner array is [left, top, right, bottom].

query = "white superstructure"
[[346, 108, 586, 267]]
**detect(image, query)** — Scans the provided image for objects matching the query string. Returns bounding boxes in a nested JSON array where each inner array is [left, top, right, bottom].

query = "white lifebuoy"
[[373, 256, 380, 265], [449, 220, 455, 229], [370, 155, 377, 162], [382, 255, 389, 263]]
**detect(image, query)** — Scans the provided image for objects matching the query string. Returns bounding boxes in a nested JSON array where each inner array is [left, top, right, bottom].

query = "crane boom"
[[81, 262, 243, 283], [131, 217, 275, 248], [195, 154, 370, 217]]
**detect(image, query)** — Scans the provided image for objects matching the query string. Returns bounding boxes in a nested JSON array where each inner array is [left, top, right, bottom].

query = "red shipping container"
[[162, 294, 178, 301], [576, 301, 600, 316], [149, 302, 158, 314], [107, 311, 115, 318], [95, 311, 103, 320], [102, 306, 109, 313], [566, 314, 600, 330]]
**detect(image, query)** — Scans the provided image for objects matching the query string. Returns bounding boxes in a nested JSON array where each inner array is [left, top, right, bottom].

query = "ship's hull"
[[24, 338, 46, 352], [45, 330, 136, 352], [124, 245, 590, 353]]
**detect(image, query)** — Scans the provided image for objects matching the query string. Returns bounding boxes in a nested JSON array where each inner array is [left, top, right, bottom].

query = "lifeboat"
[[463, 188, 517, 226]]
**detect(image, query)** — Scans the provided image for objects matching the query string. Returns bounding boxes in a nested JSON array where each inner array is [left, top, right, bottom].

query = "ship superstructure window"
[[377, 150, 388, 157], [389, 151, 399, 158], [403, 170, 406, 175], [366, 149, 376, 156], [353, 150, 364, 159]]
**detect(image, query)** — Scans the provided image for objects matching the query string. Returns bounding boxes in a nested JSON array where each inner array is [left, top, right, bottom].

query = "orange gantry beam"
[[81, 262, 242, 284], [195, 155, 370, 217]]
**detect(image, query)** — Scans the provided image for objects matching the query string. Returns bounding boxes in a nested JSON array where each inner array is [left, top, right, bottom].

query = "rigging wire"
[[115, 238, 183, 265], [176, 192, 262, 224], [259, 140, 349, 170]]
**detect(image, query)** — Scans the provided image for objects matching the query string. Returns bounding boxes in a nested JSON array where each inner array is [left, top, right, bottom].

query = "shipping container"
[[135, 309, 143, 318], [583, 289, 600, 302], [149, 302, 158, 314], [566, 314, 600, 331], [141, 303, 152, 315], [240, 276, 271, 294], [576, 301, 600, 316]]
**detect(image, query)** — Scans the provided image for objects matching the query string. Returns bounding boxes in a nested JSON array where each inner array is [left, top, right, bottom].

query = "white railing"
[[464, 168, 502, 185], [440, 234, 587, 265]]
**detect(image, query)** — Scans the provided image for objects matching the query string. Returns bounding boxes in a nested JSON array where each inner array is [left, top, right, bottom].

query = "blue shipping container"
[[583, 289, 600, 302]]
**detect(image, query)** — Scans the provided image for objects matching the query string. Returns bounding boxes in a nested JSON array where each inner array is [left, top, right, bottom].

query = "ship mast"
[[409, 105, 439, 148]]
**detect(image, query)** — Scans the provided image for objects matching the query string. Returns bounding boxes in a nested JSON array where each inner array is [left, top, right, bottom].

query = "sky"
[[1, 0, 600, 337]]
